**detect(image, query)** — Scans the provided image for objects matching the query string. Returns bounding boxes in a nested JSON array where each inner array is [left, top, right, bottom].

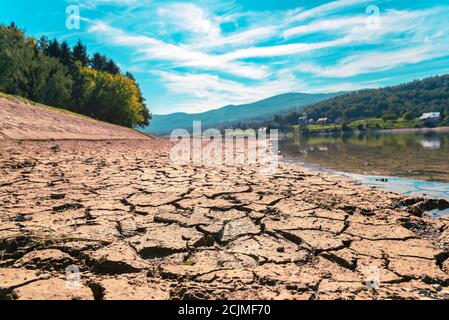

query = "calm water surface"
[[279, 129, 449, 214]]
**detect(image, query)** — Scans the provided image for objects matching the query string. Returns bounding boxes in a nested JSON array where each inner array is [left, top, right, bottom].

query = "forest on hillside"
[[303, 74, 449, 122], [0, 23, 150, 128], [265, 74, 449, 132]]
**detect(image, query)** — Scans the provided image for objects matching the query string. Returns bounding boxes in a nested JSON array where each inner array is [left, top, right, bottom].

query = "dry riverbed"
[[1, 139, 449, 300]]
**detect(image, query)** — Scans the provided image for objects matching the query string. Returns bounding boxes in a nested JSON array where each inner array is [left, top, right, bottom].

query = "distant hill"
[[144, 92, 342, 135], [304, 74, 449, 122]]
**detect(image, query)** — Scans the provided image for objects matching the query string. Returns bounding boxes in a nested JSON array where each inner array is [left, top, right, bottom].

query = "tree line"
[[0, 22, 150, 128], [302, 74, 449, 123], [264, 74, 449, 131]]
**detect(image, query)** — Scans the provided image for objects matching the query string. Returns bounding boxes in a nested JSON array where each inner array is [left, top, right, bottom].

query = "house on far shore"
[[419, 112, 440, 123], [316, 118, 329, 124]]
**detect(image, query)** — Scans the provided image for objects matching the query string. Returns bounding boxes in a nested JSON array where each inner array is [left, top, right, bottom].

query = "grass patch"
[[293, 117, 432, 133]]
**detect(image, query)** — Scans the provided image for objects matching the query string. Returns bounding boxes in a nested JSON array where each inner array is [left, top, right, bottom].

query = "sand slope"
[[0, 97, 150, 140]]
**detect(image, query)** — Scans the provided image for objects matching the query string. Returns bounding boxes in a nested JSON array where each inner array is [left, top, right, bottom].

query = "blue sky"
[[1, 0, 449, 115]]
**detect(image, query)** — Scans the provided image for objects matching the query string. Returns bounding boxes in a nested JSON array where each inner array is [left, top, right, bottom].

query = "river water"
[[279, 129, 449, 216]]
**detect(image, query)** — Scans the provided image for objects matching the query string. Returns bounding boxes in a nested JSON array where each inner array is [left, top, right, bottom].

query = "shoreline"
[[288, 126, 449, 137], [372, 126, 449, 134], [1, 139, 449, 300], [282, 158, 449, 205]]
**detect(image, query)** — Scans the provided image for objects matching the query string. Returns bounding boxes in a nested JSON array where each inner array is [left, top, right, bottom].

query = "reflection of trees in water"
[[291, 131, 449, 151], [279, 132, 449, 182]]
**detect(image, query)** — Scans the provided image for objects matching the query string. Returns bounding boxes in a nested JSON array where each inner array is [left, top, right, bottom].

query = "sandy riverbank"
[[0, 98, 150, 140], [1, 139, 449, 300]]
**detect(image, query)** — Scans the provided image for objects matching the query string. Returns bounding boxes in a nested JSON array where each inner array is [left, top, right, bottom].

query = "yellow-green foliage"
[[78, 64, 147, 127], [0, 23, 151, 129]]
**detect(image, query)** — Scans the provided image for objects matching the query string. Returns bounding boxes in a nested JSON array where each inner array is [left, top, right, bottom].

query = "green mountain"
[[304, 74, 449, 122], [144, 92, 341, 135]]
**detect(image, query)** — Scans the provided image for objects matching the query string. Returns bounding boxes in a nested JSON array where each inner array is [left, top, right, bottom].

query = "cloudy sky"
[[1, 0, 449, 114]]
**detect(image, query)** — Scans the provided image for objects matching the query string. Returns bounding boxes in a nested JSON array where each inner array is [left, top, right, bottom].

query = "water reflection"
[[280, 130, 449, 183], [341, 172, 449, 204], [420, 138, 441, 149]]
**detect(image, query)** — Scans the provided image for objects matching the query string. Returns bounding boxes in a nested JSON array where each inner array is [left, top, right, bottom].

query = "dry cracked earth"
[[1, 139, 449, 300]]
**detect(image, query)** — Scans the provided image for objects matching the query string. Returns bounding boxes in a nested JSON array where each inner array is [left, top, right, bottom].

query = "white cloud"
[[154, 3, 279, 51], [187, 26, 278, 50], [67, 0, 146, 9], [283, 15, 366, 38], [219, 37, 354, 61], [76, 1, 449, 114], [88, 22, 269, 79], [298, 45, 449, 78], [153, 71, 301, 113], [182, 7, 449, 63], [290, 6, 449, 78], [157, 2, 221, 40], [284, 7, 445, 41], [286, 0, 375, 23], [87, 4, 448, 70], [303, 81, 379, 93]]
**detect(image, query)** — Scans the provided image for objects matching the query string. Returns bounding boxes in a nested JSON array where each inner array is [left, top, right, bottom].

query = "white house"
[[316, 118, 329, 124], [419, 112, 440, 123]]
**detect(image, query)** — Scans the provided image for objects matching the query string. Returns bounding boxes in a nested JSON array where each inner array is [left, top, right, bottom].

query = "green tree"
[[36, 36, 49, 53], [91, 53, 108, 71], [382, 113, 398, 121], [0, 23, 35, 96], [1, 23, 151, 129], [59, 41, 73, 68], [72, 40, 89, 66], [46, 39, 61, 59], [125, 72, 150, 126], [0, 24, 72, 106], [303, 74, 449, 123], [78, 64, 150, 127], [402, 112, 414, 121], [25, 54, 72, 106], [105, 59, 120, 74]]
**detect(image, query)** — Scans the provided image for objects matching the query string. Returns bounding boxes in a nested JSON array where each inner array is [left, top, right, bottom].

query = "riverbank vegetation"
[[0, 22, 150, 128], [268, 74, 449, 134], [290, 115, 448, 134], [294, 117, 425, 133], [304, 74, 449, 122]]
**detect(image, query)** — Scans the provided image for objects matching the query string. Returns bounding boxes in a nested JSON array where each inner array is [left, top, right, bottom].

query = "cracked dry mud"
[[1, 139, 449, 300]]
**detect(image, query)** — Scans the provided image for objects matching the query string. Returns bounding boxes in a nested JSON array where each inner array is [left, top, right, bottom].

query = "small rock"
[[13, 278, 93, 300], [84, 243, 146, 275], [14, 214, 31, 222], [220, 217, 260, 243], [432, 284, 442, 292], [50, 193, 66, 200], [13, 249, 75, 271]]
